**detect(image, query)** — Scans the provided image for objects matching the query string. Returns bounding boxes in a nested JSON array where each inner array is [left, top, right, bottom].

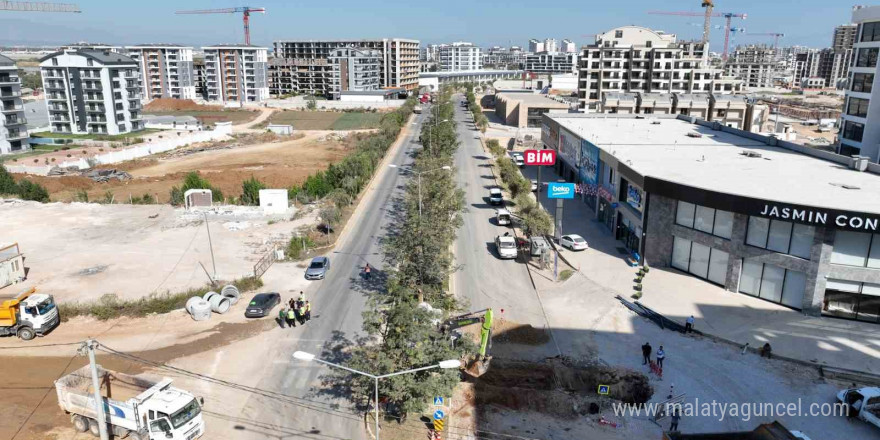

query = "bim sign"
[[524, 149, 556, 166]]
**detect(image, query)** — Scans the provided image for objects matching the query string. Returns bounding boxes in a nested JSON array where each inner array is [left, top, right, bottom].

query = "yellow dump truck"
[[0, 287, 60, 340]]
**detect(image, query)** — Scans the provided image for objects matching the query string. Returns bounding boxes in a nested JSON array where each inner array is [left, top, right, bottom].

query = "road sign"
[[433, 418, 445, 432], [433, 409, 445, 420], [547, 182, 575, 199], [598, 385, 610, 395], [433, 396, 444, 406], [524, 149, 556, 166]]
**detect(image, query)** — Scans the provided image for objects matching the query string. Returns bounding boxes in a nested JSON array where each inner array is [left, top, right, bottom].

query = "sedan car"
[[530, 179, 538, 192], [513, 153, 524, 167], [559, 234, 589, 251], [245, 292, 281, 318], [305, 256, 330, 280], [495, 235, 518, 259]]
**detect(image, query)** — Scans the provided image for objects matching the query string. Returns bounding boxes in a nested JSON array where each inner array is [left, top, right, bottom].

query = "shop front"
[[578, 138, 599, 212], [557, 127, 580, 182]]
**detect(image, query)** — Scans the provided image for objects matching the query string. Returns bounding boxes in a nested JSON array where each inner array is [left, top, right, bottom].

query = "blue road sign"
[[547, 182, 575, 199], [433, 396, 444, 406], [433, 409, 446, 420], [598, 385, 610, 395]]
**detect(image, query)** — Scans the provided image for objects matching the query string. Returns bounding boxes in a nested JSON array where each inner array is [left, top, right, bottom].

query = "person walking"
[[685, 315, 695, 333], [286, 307, 297, 328], [298, 301, 307, 325], [656, 346, 666, 369], [670, 407, 681, 431], [305, 301, 312, 321], [364, 263, 372, 280], [641, 342, 652, 365]]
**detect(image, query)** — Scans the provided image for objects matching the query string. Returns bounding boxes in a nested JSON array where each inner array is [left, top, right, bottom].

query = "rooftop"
[[548, 114, 880, 215], [0, 54, 14, 66], [497, 92, 570, 108], [127, 44, 192, 49], [40, 49, 137, 65]]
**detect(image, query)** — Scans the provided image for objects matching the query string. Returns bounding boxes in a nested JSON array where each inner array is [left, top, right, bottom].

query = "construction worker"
[[278, 306, 287, 328], [298, 291, 306, 304], [298, 301, 307, 325], [286, 307, 297, 328], [305, 301, 312, 321]]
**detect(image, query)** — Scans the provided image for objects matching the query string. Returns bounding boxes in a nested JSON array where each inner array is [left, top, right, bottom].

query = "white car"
[[559, 234, 588, 251], [495, 235, 518, 259], [513, 153, 524, 167], [530, 179, 538, 192]]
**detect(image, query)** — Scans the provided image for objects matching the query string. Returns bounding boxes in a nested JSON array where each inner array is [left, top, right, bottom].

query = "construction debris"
[[46, 167, 132, 182]]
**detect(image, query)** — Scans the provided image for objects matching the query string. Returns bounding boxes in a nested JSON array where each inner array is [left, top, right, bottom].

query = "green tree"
[[0, 166, 18, 195], [306, 97, 317, 110], [240, 176, 266, 206], [176, 171, 223, 203], [16, 180, 49, 202]]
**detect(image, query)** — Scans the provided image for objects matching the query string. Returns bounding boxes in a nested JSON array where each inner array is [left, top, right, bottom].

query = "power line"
[[10, 352, 80, 440]]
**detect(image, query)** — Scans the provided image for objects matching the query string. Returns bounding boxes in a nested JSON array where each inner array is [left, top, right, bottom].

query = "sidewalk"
[[519, 159, 880, 374]]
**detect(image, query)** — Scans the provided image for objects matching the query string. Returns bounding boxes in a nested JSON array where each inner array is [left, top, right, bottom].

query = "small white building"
[[184, 189, 213, 210], [259, 189, 289, 214], [0, 243, 25, 289]]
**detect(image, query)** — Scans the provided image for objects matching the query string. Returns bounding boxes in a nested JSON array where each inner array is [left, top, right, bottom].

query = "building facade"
[[561, 39, 577, 53], [483, 46, 526, 69], [831, 23, 858, 89], [0, 55, 28, 154], [39, 49, 143, 135], [577, 26, 743, 111], [438, 42, 482, 72], [193, 59, 207, 99], [543, 112, 880, 324], [525, 52, 577, 75], [202, 45, 269, 103], [327, 47, 382, 99], [126, 45, 195, 100], [726, 45, 777, 89], [840, 6, 880, 161], [528, 39, 544, 53]]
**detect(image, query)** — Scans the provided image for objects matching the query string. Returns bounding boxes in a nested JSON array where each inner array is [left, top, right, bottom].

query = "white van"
[[496, 208, 512, 226]]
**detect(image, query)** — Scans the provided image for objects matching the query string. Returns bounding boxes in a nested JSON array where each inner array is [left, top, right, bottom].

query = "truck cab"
[[837, 386, 880, 429], [0, 289, 59, 340], [144, 391, 205, 440]]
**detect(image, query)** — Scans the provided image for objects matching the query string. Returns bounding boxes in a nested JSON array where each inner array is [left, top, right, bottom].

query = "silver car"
[[305, 256, 330, 280]]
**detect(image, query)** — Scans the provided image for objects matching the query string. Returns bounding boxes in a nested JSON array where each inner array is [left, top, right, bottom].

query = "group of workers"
[[279, 292, 311, 328]]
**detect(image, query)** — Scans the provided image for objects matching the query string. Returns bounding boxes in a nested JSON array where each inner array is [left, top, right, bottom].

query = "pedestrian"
[[641, 342, 652, 365], [288, 297, 296, 309], [656, 346, 666, 369], [278, 307, 287, 328], [286, 307, 297, 328], [364, 263, 372, 280], [305, 301, 312, 321], [298, 301, 307, 325], [760, 342, 772, 359], [685, 315, 695, 333], [670, 406, 681, 431], [298, 291, 306, 303]]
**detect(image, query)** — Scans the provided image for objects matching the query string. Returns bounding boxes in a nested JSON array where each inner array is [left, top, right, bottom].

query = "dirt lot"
[[264, 110, 385, 130], [144, 98, 261, 125]]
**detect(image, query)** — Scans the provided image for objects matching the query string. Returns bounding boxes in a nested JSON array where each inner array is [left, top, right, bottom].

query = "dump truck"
[[442, 308, 494, 376], [55, 364, 205, 440], [0, 287, 59, 340]]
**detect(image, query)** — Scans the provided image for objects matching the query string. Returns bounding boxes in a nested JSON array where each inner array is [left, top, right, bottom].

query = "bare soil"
[[143, 98, 223, 112], [144, 99, 261, 125]]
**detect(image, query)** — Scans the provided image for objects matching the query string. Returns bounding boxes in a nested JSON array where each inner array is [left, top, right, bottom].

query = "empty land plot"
[[145, 110, 259, 125], [265, 110, 383, 130]]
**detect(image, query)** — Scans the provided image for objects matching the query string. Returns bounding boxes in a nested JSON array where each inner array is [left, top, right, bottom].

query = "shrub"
[[240, 176, 266, 206], [0, 166, 17, 195], [286, 234, 316, 260], [16, 179, 50, 202], [74, 189, 89, 203]]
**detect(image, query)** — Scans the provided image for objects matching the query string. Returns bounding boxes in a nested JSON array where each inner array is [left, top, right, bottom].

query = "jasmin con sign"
[[759, 204, 880, 232]]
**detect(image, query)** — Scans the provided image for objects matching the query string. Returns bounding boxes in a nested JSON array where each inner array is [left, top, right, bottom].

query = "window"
[[615, 30, 623, 38], [856, 48, 878, 68], [745, 216, 814, 259], [675, 201, 733, 239], [739, 259, 806, 309], [671, 236, 729, 285], [851, 73, 874, 93], [842, 121, 865, 142], [847, 97, 870, 118], [52, 58, 58, 66], [831, 231, 880, 268], [824, 279, 880, 323], [87, 59, 93, 67], [861, 21, 880, 42]]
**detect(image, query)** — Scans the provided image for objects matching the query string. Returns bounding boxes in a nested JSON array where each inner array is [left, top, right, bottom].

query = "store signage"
[[558, 128, 580, 166], [579, 140, 599, 185], [541, 123, 559, 149], [524, 149, 556, 165], [759, 204, 880, 232], [626, 184, 643, 212], [548, 182, 576, 199]]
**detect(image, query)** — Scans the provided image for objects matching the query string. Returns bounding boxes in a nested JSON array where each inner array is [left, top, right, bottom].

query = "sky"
[[0, 0, 857, 52]]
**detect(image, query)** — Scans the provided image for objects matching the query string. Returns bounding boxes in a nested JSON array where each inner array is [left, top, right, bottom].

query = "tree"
[[16, 180, 49, 202], [319, 204, 341, 232], [240, 176, 266, 206], [175, 171, 223, 203], [0, 166, 17, 195], [306, 97, 317, 110]]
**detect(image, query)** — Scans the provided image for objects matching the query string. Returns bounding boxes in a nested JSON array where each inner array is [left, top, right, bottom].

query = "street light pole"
[[292, 351, 461, 440], [388, 165, 451, 218]]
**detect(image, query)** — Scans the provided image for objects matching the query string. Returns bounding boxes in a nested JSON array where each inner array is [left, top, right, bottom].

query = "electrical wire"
[[9, 351, 80, 440]]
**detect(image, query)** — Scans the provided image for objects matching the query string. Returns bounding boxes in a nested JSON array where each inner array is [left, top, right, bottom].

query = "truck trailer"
[[55, 364, 205, 440]]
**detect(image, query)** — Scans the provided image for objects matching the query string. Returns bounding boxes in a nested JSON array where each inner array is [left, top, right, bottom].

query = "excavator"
[[442, 308, 494, 376]]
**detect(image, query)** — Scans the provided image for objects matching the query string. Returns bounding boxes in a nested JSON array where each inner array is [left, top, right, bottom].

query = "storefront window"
[[674, 201, 733, 239], [746, 216, 814, 260], [824, 279, 880, 323], [671, 236, 728, 285], [739, 259, 806, 310], [830, 231, 876, 267], [746, 217, 770, 247]]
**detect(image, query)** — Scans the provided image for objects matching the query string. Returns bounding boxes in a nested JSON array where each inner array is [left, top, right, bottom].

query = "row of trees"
[[465, 86, 488, 133], [486, 139, 553, 236], [0, 166, 50, 202]]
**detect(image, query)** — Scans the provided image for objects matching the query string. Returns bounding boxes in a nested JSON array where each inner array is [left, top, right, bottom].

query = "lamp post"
[[388, 165, 451, 217], [292, 351, 461, 440]]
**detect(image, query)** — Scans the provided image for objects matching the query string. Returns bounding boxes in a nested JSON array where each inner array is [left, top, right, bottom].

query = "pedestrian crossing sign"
[[433, 396, 444, 406], [598, 385, 610, 395]]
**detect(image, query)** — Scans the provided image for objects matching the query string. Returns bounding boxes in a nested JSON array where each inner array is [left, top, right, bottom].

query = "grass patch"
[[330, 112, 383, 130], [559, 269, 574, 281], [0, 144, 63, 164], [145, 110, 257, 125], [58, 276, 264, 321], [30, 129, 161, 141], [265, 111, 383, 130]]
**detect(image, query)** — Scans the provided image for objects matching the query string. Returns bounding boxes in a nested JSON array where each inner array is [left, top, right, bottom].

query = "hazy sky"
[[0, 0, 856, 52]]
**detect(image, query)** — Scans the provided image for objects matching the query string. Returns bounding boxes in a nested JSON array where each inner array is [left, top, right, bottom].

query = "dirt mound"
[[144, 98, 222, 112], [493, 320, 550, 345]]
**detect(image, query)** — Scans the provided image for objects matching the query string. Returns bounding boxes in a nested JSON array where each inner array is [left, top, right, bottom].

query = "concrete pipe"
[[186, 296, 204, 313], [221, 285, 240, 305], [203, 291, 220, 303], [186, 297, 212, 321], [208, 295, 231, 314]]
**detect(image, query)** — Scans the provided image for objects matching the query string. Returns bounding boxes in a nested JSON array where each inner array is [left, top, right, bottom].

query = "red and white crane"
[[0, 1, 80, 12], [649, 6, 747, 61], [176, 6, 266, 45]]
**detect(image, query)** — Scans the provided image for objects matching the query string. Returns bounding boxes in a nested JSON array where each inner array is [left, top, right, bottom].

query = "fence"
[[253, 245, 278, 279]]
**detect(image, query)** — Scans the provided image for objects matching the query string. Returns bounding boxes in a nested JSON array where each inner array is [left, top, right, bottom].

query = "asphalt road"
[[227, 110, 430, 440], [451, 97, 548, 328]]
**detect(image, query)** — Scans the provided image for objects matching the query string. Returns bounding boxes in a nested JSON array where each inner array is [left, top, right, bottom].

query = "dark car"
[[305, 256, 330, 280], [245, 292, 281, 318]]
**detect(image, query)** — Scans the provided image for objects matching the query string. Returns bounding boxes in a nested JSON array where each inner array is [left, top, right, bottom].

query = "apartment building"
[[525, 52, 577, 74], [0, 55, 28, 154], [543, 38, 558, 54], [327, 47, 382, 99], [483, 46, 526, 69], [193, 58, 207, 99], [562, 39, 577, 53], [840, 5, 880, 161], [202, 45, 269, 104], [273, 39, 420, 95], [831, 24, 858, 89], [438, 42, 482, 72], [528, 39, 544, 53], [726, 45, 776, 89], [126, 45, 195, 100], [39, 49, 143, 135], [577, 26, 743, 111]]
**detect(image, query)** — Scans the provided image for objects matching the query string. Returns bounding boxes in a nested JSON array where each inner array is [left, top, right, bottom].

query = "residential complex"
[[525, 52, 577, 75], [202, 45, 269, 103], [126, 45, 196, 100], [438, 42, 481, 72], [327, 47, 382, 99], [39, 49, 143, 135], [543, 112, 880, 323], [577, 26, 743, 111], [0, 55, 28, 154], [193, 58, 207, 99], [840, 5, 880, 161], [725, 45, 777, 89], [482, 46, 526, 69]]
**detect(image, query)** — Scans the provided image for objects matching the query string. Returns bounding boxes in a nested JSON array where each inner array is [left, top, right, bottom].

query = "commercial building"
[[202, 45, 269, 104], [543, 112, 880, 323], [418, 70, 522, 91], [525, 52, 577, 74], [494, 92, 569, 128], [39, 49, 143, 135], [726, 45, 777, 89], [438, 42, 481, 72], [272, 39, 420, 93], [840, 5, 880, 161], [0, 55, 28, 154], [126, 45, 196, 100], [577, 26, 743, 110], [327, 47, 382, 99]]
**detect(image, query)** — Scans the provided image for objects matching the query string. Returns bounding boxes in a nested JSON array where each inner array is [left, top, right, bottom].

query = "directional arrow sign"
[[433, 409, 445, 420]]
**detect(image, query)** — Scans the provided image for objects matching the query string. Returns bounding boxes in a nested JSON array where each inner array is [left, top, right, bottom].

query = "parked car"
[[305, 256, 331, 280], [489, 188, 503, 205], [837, 386, 880, 429], [496, 208, 512, 226], [245, 292, 281, 318], [513, 153, 524, 167], [559, 234, 589, 251], [530, 179, 538, 192], [495, 235, 518, 259]]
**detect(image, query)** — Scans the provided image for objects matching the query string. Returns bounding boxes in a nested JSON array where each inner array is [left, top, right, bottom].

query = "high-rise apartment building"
[[577, 26, 742, 110], [193, 58, 207, 99], [840, 6, 880, 161], [725, 45, 777, 89], [438, 42, 482, 71], [327, 47, 382, 99], [830, 24, 858, 89], [202, 45, 269, 103], [126, 45, 196, 100], [528, 39, 544, 53], [543, 38, 558, 53], [525, 52, 577, 74], [561, 39, 577, 53], [39, 49, 143, 135], [0, 55, 28, 154]]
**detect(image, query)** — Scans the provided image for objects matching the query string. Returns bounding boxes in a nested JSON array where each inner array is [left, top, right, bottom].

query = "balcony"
[[0, 90, 21, 98], [85, 107, 106, 113], [1, 104, 23, 113], [5, 116, 26, 126], [50, 116, 70, 122], [6, 130, 27, 140], [0, 76, 20, 85]]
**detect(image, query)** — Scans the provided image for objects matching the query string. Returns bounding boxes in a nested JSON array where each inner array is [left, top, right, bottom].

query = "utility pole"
[[82, 339, 109, 440], [203, 212, 216, 279]]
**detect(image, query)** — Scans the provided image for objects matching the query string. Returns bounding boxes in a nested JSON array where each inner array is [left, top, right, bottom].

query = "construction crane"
[[649, 8, 747, 60], [745, 32, 785, 52], [0, 1, 80, 12], [176, 6, 266, 45]]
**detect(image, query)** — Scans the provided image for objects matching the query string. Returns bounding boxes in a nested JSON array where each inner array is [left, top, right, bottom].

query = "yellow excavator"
[[442, 308, 493, 376]]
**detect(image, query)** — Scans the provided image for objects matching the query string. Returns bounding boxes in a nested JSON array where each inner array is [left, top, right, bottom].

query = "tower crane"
[[649, 8, 747, 60], [0, 1, 80, 12], [176, 6, 266, 45]]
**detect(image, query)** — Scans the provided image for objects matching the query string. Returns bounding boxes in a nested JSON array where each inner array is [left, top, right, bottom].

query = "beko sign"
[[760, 204, 880, 232]]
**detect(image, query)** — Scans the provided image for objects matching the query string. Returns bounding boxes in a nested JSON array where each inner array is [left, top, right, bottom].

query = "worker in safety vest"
[[304, 301, 312, 321], [298, 302, 307, 325], [286, 307, 297, 328]]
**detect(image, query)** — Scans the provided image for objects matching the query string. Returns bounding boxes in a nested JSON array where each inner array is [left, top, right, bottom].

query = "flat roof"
[[39, 49, 137, 65], [0, 54, 14, 66], [549, 114, 880, 215], [420, 70, 522, 78], [497, 93, 569, 108]]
